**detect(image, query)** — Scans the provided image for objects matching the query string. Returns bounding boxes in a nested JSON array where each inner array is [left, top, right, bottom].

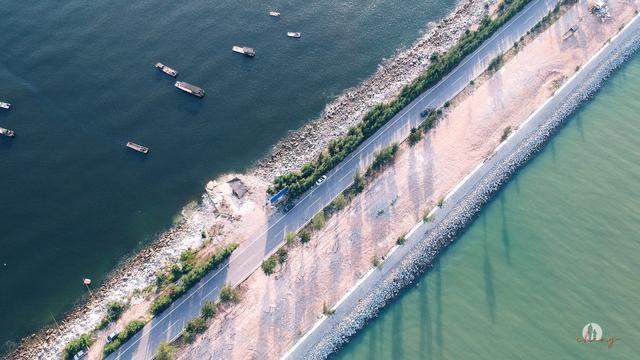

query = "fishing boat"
[[0, 102, 10, 110], [268, 11, 280, 17], [155, 63, 178, 77], [0, 127, 15, 137], [174, 81, 205, 98], [286, 32, 301, 38], [232, 46, 256, 57], [126, 142, 149, 154]]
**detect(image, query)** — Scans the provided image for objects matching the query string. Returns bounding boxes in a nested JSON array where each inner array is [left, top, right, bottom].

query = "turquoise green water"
[[335, 55, 640, 359]]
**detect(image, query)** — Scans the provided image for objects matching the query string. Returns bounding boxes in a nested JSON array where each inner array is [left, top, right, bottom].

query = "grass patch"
[[299, 230, 311, 243], [96, 300, 127, 330], [201, 300, 217, 320], [408, 127, 422, 146], [501, 126, 513, 141], [261, 256, 277, 275], [322, 302, 336, 316], [312, 211, 326, 230], [183, 316, 207, 343], [365, 143, 399, 177]]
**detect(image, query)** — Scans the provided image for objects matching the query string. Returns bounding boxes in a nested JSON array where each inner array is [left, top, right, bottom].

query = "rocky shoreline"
[[5, 2, 493, 358], [296, 16, 640, 360], [251, 0, 491, 182]]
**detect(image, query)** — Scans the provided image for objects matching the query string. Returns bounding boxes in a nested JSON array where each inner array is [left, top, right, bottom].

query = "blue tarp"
[[269, 188, 289, 204]]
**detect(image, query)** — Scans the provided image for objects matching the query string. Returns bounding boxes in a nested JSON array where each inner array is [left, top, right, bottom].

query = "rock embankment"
[[251, 0, 491, 182], [296, 17, 640, 360]]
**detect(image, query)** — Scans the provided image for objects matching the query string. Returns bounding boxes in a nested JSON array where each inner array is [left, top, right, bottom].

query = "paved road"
[[108, 0, 559, 358], [284, 10, 640, 358]]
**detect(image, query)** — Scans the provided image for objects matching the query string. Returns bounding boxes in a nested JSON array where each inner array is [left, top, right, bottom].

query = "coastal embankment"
[[284, 10, 640, 360], [6, 1, 492, 359]]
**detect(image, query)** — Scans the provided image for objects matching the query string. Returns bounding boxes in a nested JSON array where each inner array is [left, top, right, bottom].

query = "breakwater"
[[285, 12, 640, 360]]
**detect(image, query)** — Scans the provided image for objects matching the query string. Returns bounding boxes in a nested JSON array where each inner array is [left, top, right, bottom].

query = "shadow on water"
[[482, 215, 496, 323], [499, 194, 511, 265], [418, 279, 433, 358], [391, 299, 404, 359]]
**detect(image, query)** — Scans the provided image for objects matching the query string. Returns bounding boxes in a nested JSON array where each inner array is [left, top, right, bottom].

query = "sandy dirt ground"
[[174, 1, 639, 359]]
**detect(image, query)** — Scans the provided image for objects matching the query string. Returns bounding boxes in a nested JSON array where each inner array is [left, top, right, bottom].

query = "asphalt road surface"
[[108, 0, 559, 358]]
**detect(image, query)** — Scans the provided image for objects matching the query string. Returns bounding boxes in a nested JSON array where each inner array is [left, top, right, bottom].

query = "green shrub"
[[351, 171, 366, 194], [62, 333, 93, 360], [322, 302, 335, 316], [156, 341, 176, 360], [96, 300, 127, 330], [299, 230, 311, 243], [408, 127, 422, 146], [437, 197, 444, 207], [201, 300, 217, 320], [183, 316, 207, 343], [219, 285, 238, 303], [443, 100, 451, 108], [396, 235, 406, 245], [276, 248, 288, 264], [501, 126, 512, 141], [284, 231, 297, 246], [150, 244, 238, 315], [372, 256, 382, 269], [312, 211, 326, 230], [366, 144, 399, 176], [261, 256, 277, 275], [488, 54, 503, 72]]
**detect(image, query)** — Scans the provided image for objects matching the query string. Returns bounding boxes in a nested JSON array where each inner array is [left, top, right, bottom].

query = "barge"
[[0, 127, 15, 137], [286, 32, 301, 38], [174, 81, 205, 98], [0, 102, 10, 110], [155, 63, 178, 77], [126, 142, 149, 154], [232, 46, 256, 57]]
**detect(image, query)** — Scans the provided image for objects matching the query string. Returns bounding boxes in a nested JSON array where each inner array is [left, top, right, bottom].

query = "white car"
[[315, 175, 327, 186], [106, 331, 119, 343]]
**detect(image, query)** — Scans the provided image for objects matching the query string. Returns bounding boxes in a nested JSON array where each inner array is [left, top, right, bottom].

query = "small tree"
[[261, 256, 277, 275], [408, 127, 422, 146], [322, 302, 335, 316], [156, 342, 176, 360], [396, 235, 406, 245], [219, 285, 238, 303], [201, 300, 217, 320], [276, 248, 288, 264], [372, 255, 382, 269], [299, 230, 311, 243], [331, 193, 347, 211]]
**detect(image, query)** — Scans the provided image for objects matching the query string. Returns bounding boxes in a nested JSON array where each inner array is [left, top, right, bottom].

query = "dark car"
[[420, 107, 434, 118], [283, 202, 294, 213]]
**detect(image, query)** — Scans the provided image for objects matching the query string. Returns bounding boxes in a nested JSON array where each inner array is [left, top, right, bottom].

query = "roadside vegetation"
[[62, 333, 93, 360], [156, 342, 176, 360], [96, 301, 127, 330], [150, 243, 238, 315], [269, 0, 537, 200], [103, 320, 146, 356]]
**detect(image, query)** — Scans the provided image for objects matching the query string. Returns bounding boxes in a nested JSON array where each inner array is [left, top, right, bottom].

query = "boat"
[[0, 127, 15, 137], [155, 63, 178, 77], [286, 32, 301, 38], [0, 102, 10, 110], [174, 81, 205, 98], [126, 142, 149, 154], [232, 46, 256, 57], [268, 11, 280, 17]]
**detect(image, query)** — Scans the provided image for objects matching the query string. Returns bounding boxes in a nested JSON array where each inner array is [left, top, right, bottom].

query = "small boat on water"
[[232, 46, 256, 57], [0, 102, 10, 110], [268, 11, 280, 17], [0, 127, 15, 137], [175, 81, 205, 98], [126, 142, 149, 154], [155, 63, 178, 77], [286, 32, 301, 38]]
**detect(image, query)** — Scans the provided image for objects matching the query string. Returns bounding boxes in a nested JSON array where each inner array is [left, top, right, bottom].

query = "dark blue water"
[[0, 0, 458, 352]]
